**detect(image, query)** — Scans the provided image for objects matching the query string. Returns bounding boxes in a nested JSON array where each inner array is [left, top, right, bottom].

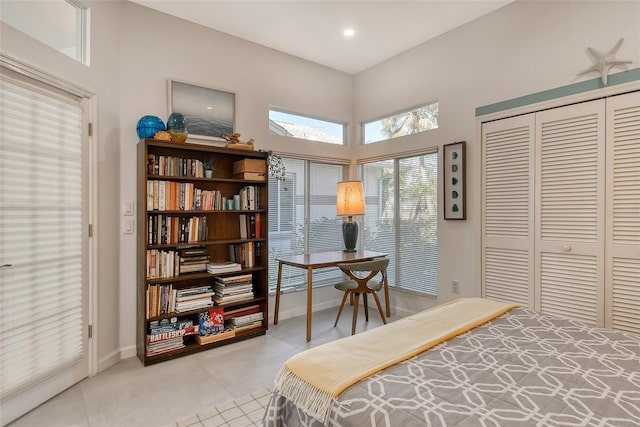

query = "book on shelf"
[[224, 304, 262, 321], [254, 213, 262, 238], [149, 316, 179, 333], [206, 261, 242, 274], [146, 249, 179, 279], [215, 273, 253, 283], [177, 245, 209, 274], [213, 292, 254, 305], [146, 325, 199, 344], [229, 312, 264, 327], [146, 318, 197, 355], [238, 214, 247, 239], [213, 284, 253, 296], [199, 307, 225, 336], [233, 320, 263, 333], [147, 180, 236, 212], [148, 215, 208, 245], [147, 284, 176, 318], [146, 337, 185, 356], [213, 274, 253, 303], [229, 242, 255, 268]]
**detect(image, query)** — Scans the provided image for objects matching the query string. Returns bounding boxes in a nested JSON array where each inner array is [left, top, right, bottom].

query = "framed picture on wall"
[[168, 79, 235, 142], [443, 141, 466, 220]]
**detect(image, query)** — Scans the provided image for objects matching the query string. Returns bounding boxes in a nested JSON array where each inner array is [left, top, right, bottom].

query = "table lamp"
[[336, 181, 365, 252]]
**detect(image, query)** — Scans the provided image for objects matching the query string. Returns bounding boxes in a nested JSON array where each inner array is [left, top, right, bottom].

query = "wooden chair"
[[334, 258, 389, 335]]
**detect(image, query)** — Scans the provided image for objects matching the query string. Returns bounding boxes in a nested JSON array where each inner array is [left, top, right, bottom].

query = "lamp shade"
[[336, 181, 365, 216]]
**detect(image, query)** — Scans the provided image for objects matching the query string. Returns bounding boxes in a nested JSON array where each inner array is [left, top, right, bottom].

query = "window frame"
[[268, 107, 346, 145], [362, 101, 439, 145]]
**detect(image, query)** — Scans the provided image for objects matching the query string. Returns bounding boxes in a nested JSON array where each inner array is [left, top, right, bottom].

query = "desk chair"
[[334, 258, 389, 335]]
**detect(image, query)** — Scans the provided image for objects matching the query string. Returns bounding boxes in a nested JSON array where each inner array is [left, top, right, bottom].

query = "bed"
[[264, 298, 640, 426]]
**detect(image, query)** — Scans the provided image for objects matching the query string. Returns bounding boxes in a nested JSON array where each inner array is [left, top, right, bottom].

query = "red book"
[[255, 213, 261, 239]]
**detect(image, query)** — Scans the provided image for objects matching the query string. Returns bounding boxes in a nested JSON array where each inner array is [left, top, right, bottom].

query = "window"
[[269, 108, 345, 145], [360, 153, 438, 296], [0, 0, 89, 65], [268, 158, 345, 292], [363, 102, 438, 144]]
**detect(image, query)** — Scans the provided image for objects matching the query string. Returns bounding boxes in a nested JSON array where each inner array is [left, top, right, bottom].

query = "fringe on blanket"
[[274, 365, 335, 424]]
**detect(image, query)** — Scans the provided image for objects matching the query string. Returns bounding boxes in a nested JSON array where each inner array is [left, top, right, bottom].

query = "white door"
[[605, 91, 640, 334], [481, 113, 535, 308], [0, 68, 90, 424], [535, 99, 606, 326]]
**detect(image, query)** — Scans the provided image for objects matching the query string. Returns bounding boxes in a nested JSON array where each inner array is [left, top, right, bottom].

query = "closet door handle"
[[562, 244, 572, 252]]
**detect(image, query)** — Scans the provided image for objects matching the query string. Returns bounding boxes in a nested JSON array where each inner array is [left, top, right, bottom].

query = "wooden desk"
[[273, 250, 388, 341]]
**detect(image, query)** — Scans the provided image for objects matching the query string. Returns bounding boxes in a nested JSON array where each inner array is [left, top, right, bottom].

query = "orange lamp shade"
[[336, 181, 365, 216]]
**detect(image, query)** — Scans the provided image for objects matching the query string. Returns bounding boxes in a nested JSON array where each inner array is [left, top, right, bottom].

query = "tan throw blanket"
[[273, 298, 519, 423]]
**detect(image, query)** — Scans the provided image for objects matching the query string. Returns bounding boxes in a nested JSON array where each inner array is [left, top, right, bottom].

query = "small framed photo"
[[168, 79, 235, 142], [443, 141, 466, 220]]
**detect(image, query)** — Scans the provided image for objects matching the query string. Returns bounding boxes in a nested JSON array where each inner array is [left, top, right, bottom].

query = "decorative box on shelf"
[[232, 159, 267, 182], [233, 159, 267, 173]]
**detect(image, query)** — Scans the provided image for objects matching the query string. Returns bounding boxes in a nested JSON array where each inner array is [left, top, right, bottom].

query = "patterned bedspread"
[[264, 308, 640, 426]]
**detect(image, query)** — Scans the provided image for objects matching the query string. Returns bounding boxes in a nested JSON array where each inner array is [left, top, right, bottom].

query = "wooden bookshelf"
[[137, 139, 269, 365]]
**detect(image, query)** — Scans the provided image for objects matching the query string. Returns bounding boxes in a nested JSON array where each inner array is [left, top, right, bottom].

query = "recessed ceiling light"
[[343, 28, 355, 37]]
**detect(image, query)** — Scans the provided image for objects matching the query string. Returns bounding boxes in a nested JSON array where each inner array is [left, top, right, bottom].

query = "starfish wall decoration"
[[578, 38, 632, 85]]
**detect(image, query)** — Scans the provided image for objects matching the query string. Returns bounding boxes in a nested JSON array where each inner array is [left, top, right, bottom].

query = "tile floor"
[[9, 306, 394, 427]]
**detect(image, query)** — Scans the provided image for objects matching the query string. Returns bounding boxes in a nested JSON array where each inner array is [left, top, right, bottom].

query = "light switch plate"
[[123, 201, 134, 216]]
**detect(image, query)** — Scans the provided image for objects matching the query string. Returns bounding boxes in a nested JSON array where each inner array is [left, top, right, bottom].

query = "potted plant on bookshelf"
[[203, 158, 215, 178]]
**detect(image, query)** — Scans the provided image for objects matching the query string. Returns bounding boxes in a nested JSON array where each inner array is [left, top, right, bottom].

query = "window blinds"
[[0, 74, 85, 400], [361, 153, 438, 296], [267, 158, 344, 292]]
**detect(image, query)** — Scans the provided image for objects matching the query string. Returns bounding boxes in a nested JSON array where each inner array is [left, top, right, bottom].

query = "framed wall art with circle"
[[443, 141, 466, 220]]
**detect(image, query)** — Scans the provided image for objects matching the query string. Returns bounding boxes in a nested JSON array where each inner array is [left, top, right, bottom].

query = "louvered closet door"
[[605, 91, 640, 334], [482, 114, 535, 308], [535, 100, 605, 326]]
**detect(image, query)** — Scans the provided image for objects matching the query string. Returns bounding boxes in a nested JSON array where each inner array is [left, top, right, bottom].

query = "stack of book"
[[146, 317, 198, 356], [178, 246, 209, 274], [213, 274, 254, 305], [225, 304, 263, 332], [175, 286, 214, 313], [206, 261, 242, 274]]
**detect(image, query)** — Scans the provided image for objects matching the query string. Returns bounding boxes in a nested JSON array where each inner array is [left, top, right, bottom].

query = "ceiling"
[[130, 1, 513, 74]]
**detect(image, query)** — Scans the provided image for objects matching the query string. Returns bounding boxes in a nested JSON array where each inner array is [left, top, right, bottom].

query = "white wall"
[[1, 0, 638, 368], [354, 0, 640, 313]]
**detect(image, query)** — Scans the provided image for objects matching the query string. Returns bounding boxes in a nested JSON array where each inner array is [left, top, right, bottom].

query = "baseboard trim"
[[119, 344, 137, 360], [97, 348, 121, 373]]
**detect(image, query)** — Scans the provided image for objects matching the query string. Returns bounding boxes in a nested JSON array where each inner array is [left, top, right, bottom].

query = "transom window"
[[0, 0, 89, 65], [363, 102, 438, 144], [269, 108, 345, 145]]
